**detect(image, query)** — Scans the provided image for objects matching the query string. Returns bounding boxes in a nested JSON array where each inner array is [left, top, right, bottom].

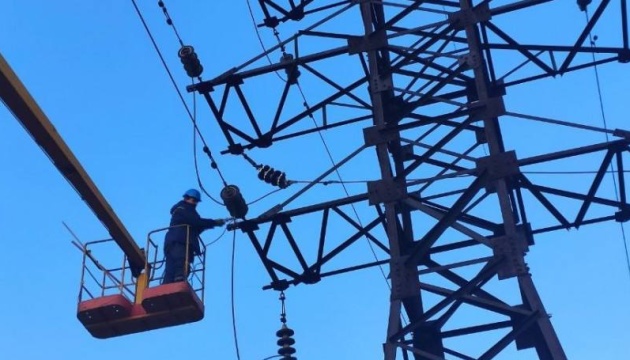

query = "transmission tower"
[[185, 1, 630, 359]]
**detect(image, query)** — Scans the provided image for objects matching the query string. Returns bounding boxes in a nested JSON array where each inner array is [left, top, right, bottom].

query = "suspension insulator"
[[221, 185, 249, 219], [258, 165, 290, 189], [178, 45, 204, 78], [276, 324, 297, 359]]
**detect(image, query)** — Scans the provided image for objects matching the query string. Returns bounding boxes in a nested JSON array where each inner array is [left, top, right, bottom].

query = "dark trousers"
[[162, 243, 192, 284]]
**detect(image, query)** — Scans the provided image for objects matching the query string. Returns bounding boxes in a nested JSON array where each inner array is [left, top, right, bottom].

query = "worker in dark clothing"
[[162, 188, 225, 284]]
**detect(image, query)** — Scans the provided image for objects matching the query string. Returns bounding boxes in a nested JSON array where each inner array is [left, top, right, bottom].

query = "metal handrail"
[[76, 225, 210, 306], [147, 224, 208, 301], [146, 224, 190, 282], [75, 238, 136, 302]]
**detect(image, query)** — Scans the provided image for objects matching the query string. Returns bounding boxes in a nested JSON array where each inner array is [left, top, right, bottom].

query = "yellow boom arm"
[[0, 52, 146, 277]]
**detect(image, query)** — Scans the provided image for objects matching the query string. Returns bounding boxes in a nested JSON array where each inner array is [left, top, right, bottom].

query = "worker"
[[162, 188, 225, 284]]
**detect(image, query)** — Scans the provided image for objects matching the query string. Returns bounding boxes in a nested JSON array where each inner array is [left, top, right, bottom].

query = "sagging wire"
[[130, 0, 229, 200], [243, 0, 303, 196], [206, 222, 230, 247], [219, 0, 295, 193], [506, 110, 618, 134], [247, 188, 284, 206], [291, 174, 473, 186], [157, 0, 185, 46], [129, 0, 192, 123], [230, 224, 242, 360], [441, 4, 458, 53], [235, 164, 630, 191], [240, 4, 407, 316], [266, 21, 396, 310], [245, 0, 287, 82], [192, 86, 224, 205], [291, 179, 373, 185], [585, 8, 630, 282], [523, 170, 630, 175], [166, 221, 234, 282], [301, 107, 389, 282], [139, 1, 283, 222]]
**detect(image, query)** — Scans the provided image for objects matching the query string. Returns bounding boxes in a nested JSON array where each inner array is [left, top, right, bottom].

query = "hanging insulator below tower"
[[178, 45, 203, 78], [258, 165, 290, 189], [276, 323, 297, 360], [220, 185, 248, 219]]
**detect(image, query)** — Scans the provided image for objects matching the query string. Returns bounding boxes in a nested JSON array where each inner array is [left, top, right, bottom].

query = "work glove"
[[214, 218, 227, 227]]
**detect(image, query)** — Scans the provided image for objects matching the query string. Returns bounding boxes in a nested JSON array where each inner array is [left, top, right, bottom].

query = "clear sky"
[[1, 1, 630, 360]]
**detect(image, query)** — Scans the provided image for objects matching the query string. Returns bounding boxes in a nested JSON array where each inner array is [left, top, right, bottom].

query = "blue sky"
[[1, 1, 630, 359]]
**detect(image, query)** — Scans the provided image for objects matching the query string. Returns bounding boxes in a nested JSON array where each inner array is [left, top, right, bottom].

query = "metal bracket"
[[458, 52, 482, 69], [619, 48, 630, 63], [256, 204, 284, 222], [491, 232, 530, 280], [415, 321, 446, 356], [348, 30, 388, 55], [481, 96, 506, 119], [400, 144, 415, 161], [367, 179, 408, 205], [235, 219, 260, 233], [475, 150, 519, 192], [371, 75, 393, 93], [469, 97, 506, 121], [449, 2, 491, 30], [613, 128, 630, 140], [475, 128, 487, 144], [390, 256, 421, 300], [615, 207, 630, 222], [363, 125, 400, 146]]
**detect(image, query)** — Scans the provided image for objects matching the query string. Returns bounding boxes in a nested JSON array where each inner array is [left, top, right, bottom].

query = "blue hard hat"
[[183, 188, 202, 201]]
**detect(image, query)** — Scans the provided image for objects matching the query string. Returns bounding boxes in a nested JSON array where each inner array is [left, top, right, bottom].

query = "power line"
[[244, 0, 285, 81], [585, 9, 630, 282], [290, 169, 630, 187], [205, 222, 230, 247], [247, 188, 284, 205], [134, 0, 328, 215], [441, 4, 458, 53], [157, 0, 185, 46], [193, 89, 224, 205], [294, 58, 394, 300], [130, 0, 229, 197], [242, 2, 400, 320], [230, 227, 242, 360], [291, 179, 373, 185], [506, 110, 615, 135], [130, 0, 192, 122], [522, 170, 630, 175]]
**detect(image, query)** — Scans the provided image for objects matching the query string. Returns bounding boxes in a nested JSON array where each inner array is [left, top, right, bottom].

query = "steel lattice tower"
[[186, 1, 630, 359]]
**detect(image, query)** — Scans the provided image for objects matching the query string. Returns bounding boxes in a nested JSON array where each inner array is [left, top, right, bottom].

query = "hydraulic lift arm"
[[0, 52, 146, 277]]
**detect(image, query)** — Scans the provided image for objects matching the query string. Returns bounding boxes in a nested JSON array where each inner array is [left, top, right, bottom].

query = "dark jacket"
[[164, 200, 220, 255]]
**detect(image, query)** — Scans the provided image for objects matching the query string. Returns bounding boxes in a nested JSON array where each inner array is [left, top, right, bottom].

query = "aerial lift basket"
[[74, 226, 207, 338]]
